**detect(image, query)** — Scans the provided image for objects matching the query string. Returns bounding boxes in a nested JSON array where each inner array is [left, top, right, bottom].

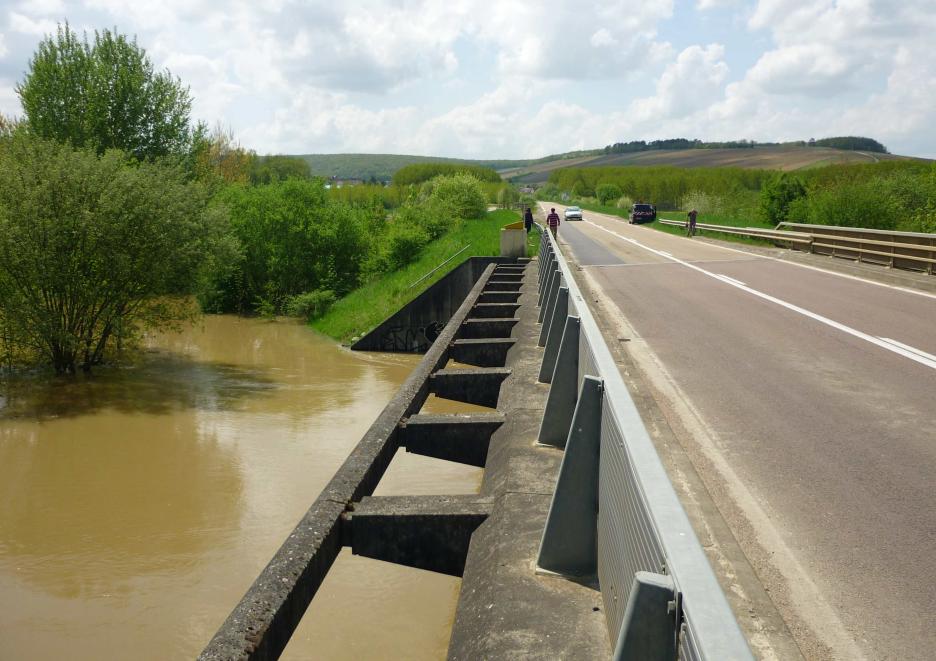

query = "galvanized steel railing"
[[533, 227, 752, 660], [659, 218, 936, 275]]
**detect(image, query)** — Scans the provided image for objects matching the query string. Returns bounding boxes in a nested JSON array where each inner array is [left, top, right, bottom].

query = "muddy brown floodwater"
[[0, 315, 482, 660]]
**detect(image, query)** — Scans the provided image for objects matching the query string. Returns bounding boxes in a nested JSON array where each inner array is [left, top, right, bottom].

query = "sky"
[[1, 0, 935, 159]]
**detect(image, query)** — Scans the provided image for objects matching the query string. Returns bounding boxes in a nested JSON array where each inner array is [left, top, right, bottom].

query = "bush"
[[427, 173, 487, 220], [760, 173, 806, 225], [536, 183, 562, 200], [681, 190, 723, 215], [286, 289, 336, 320], [615, 195, 634, 209], [806, 178, 901, 230], [386, 225, 430, 270], [595, 183, 623, 205]]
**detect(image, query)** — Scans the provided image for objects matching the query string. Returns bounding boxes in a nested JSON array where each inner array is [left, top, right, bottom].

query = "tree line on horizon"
[[602, 136, 889, 155]]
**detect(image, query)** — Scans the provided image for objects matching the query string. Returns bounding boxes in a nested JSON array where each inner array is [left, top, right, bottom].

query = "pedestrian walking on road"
[[687, 208, 698, 237], [546, 207, 561, 239], [524, 207, 534, 233]]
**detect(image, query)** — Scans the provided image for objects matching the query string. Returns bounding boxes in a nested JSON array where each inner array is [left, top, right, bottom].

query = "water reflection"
[[0, 315, 474, 660]]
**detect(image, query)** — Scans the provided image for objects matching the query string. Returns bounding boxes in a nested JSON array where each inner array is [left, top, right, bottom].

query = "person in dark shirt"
[[687, 208, 698, 237], [523, 207, 534, 233], [546, 208, 561, 238]]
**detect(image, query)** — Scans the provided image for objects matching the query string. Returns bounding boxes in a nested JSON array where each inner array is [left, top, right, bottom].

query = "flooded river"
[[0, 315, 481, 660]]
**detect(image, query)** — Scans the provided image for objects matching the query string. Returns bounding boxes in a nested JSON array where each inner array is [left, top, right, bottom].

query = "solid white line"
[[716, 275, 746, 287], [878, 338, 936, 364], [592, 211, 936, 301], [585, 220, 936, 372]]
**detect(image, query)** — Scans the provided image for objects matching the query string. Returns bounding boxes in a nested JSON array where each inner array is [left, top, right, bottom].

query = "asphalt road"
[[542, 204, 936, 660]]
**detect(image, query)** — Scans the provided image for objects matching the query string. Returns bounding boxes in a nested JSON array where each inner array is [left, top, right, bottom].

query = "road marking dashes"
[[585, 220, 936, 372]]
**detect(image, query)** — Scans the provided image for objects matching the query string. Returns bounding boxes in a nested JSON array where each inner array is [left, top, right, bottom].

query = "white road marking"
[[878, 338, 936, 364], [594, 211, 936, 301], [657, 250, 673, 258], [586, 220, 936, 371], [715, 275, 746, 287]]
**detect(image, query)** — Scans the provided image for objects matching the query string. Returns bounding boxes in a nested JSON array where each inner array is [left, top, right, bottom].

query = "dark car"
[[629, 203, 657, 224]]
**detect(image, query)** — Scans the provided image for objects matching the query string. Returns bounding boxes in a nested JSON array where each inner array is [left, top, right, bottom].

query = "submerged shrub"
[[286, 289, 337, 320]]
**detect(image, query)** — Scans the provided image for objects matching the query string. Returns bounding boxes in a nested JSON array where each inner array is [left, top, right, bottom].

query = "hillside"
[[294, 149, 601, 181], [507, 145, 912, 183]]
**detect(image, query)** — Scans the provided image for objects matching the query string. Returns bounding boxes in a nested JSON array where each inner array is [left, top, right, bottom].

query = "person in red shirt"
[[546, 208, 561, 238]]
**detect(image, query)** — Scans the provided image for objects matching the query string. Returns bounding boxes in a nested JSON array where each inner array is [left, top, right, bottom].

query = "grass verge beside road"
[[313, 209, 536, 344]]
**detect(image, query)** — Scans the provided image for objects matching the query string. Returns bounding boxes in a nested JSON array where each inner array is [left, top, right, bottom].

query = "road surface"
[[541, 203, 936, 660]]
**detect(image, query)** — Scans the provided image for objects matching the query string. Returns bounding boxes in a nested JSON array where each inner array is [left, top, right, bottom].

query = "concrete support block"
[[537, 376, 602, 577], [538, 272, 561, 344], [430, 367, 511, 408], [537, 316, 580, 445], [471, 302, 522, 318], [457, 318, 519, 339], [399, 412, 505, 466], [479, 291, 521, 304], [612, 572, 678, 661], [346, 495, 493, 576], [450, 338, 516, 368], [538, 286, 568, 354]]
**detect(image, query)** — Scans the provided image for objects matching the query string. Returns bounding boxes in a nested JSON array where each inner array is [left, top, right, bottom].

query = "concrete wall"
[[352, 257, 514, 352]]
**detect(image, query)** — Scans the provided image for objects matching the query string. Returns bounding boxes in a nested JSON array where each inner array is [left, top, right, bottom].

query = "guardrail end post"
[[537, 316, 580, 445], [612, 572, 678, 661], [539, 286, 568, 352], [537, 375, 602, 577]]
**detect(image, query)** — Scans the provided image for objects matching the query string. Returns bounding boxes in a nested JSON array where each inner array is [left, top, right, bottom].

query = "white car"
[[564, 206, 583, 221]]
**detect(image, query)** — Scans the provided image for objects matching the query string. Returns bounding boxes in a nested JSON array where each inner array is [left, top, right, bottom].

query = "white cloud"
[[0, 0, 934, 157], [629, 44, 730, 122], [696, 0, 741, 9], [9, 12, 58, 36]]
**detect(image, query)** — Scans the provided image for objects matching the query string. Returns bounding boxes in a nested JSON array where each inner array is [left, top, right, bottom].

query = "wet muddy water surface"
[[0, 316, 481, 660]]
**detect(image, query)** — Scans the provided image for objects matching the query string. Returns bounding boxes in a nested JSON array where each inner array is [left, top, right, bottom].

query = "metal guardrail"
[[778, 222, 936, 274], [534, 226, 752, 660], [659, 218, 936, 274]]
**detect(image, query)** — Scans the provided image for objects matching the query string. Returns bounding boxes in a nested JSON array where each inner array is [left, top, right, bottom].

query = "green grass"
[[312, 210, 534, 343]]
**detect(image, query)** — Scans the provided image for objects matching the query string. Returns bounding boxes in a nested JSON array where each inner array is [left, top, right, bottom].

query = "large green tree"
[[0, 134, 227, 373], [16, 24, 197, 161]]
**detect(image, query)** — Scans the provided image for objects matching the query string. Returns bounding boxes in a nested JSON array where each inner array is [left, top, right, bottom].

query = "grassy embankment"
[[312, 209, 538, 344]]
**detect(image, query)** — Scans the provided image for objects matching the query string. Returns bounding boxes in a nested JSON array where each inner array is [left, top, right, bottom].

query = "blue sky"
[[1, 0, 934, 158]]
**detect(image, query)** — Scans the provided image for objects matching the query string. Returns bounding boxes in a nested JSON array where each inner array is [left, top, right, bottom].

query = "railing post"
[[537, 283, 569, 354], [538, 252, 555, 305], [537, 316, 580, 444], [539, 287, 568, 377], [612, 572, 678, 661], [538, 273, 561, 344], [538, 267, 560, 326], [537, 376, 602, 576]]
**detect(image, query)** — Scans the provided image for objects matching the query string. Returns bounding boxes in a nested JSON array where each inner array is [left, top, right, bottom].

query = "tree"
[[760, 173, 807, 225], [595, 183, 623, 205], [0, 134, 227, 373], [16, 23, 198, 161]]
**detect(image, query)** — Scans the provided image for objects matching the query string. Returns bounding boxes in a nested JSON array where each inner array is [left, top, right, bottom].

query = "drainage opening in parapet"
[[421, 393, 495, 415], [283, 548, 461, 660], [376, 445, 481, 497]]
